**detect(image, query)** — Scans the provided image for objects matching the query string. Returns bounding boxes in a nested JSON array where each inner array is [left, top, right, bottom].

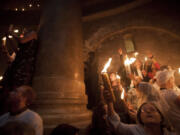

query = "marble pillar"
[[32, 0, 92, 133]]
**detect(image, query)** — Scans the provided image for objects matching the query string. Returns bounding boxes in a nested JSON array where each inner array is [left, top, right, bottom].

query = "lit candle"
[[129, 57, 136, 64], [134, 52, 139, 57], [14, 29, 19, 33], [145, 57, 148, 62], [8, 35, 13, 39], [143, 57, 148, 70], [124, 56, 131, 74], [0, 76, 3, 81], [116, 74, 121, 85], [116, 74, 121, 80], [121, 88, 125, 100], [101, 58, 116, 102], [2, 37, 7, 46]]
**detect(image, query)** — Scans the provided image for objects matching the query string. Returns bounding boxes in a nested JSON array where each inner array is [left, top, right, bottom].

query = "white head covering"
[[155, 69, 175, 86], [137, 82, 161, 107]]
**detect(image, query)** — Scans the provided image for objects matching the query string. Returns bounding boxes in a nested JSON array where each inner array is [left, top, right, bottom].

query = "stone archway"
[[84, 25, 180, 85]]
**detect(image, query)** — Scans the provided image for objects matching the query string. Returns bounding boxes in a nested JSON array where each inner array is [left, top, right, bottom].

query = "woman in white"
[[103, 88, 176, 135]]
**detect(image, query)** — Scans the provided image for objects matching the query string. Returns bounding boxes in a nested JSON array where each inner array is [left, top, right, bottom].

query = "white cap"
[[155, 69, 175, 86]]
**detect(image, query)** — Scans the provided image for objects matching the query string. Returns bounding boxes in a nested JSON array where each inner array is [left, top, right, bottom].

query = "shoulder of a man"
[[0, 113, 10, 126], [22, 109, 43, 135], [23, 109, 42, 122]]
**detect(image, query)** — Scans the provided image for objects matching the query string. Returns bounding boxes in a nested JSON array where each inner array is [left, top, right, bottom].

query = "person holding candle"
[[131, 59, 143, 81], [109, 72, 130, 123], [1, 30, 38, 91], [126, 82, 166, 123], [103, 87, 176, 135], [117, 48, 131, 90]]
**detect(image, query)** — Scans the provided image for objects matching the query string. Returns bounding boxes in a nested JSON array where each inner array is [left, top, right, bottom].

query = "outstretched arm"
[[103, 89, 133, 135]]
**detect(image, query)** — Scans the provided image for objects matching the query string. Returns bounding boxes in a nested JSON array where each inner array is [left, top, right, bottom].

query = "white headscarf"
[[155, 69, 175, 86]]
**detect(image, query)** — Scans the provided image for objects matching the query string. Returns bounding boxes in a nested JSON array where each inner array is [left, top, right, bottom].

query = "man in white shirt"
[[0, 85, 43, 135]]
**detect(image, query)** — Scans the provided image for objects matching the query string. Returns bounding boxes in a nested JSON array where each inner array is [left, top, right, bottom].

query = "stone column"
[[32, 0, 91, 133]]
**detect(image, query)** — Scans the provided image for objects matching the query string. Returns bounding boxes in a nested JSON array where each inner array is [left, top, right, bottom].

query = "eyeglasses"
[[141, 107, 157, 113]]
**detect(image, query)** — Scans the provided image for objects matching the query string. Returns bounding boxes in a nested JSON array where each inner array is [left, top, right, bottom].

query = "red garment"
[[154, 62, 160, 70]]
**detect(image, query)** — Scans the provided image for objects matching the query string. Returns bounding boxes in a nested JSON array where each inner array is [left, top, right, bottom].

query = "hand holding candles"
[[124, 56, 131, 74], [124, 56, 136, 75], [101, 58, 116, 102]]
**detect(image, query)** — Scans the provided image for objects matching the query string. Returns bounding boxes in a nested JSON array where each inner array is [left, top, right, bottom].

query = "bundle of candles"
[[101, 52, 180, 103], [101, 58, 116, 102]]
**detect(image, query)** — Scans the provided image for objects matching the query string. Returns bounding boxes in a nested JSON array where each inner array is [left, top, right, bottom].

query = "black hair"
[[50, 124, 79, 135], [17, 85, 36, 106]]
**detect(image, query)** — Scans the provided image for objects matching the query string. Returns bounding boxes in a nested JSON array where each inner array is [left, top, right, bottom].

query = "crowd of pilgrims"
[[0, 30, 180, 135]]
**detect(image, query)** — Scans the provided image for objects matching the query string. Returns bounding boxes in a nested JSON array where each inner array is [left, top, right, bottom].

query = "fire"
[[116, 74, 121, 79], [145, 57, 148, 61], [124, 57, 136, 65], [101, 58, 112, 73], [134, 52, 139, 57], [14, 29, 19, 33], [2, 37, 6, 41], [8, 35, 13, 39], [124, 56, 130, 65], [129, 57, 136, 64], [121, 88, 125, 100]]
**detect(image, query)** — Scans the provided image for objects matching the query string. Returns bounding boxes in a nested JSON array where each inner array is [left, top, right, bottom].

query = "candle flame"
[[129, 57, 136, 64], [134, 52, 139, 57], [102, 58, 112, 73], [14, 29, 19, 33], [124, 56, 130, 65], [0, 76, 3, 81], [124, 57, 136, 65], [116, 74, 121, 79], [145, 57, 148, 61], [2, 37, 6, 41], [121, 88, 125, 100], [8, 35, 13, 39]]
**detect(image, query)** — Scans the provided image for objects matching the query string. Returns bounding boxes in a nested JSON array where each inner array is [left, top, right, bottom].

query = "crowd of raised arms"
[[0, 30, 180, 135]]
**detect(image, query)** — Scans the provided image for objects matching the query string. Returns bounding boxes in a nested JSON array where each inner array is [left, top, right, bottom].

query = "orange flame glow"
[[124, 57, 136, 65], [134, 52, 139, 57], [145, 57, 148, 61], [121, 88, 125, 100], [101, 58, 112, 73], [116, 74, 121, 79], [2, 37, 6, 41]]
